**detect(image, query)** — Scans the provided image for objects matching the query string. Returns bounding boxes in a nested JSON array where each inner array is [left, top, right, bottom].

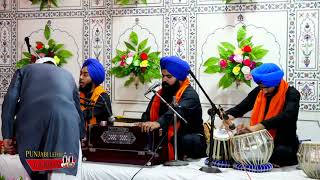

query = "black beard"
[[79, 82, 93, 94], [161, 80, 180, 103]]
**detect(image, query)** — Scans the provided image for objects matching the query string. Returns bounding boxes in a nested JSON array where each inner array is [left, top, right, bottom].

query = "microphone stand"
[[188, 70, 221, 173], [151, 90, 188, 166]]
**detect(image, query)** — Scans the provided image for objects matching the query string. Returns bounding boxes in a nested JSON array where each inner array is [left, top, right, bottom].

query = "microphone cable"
[[130, 131, 168, 180]]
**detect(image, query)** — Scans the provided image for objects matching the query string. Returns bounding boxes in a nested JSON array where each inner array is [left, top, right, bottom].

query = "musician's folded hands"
[[140, 121, 160, 133]]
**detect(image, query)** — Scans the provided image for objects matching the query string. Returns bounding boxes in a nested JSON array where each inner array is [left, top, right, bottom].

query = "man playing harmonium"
[[223, 63, 300, 167], [79, 58, 112, 127], [141, 56, 206, 160]]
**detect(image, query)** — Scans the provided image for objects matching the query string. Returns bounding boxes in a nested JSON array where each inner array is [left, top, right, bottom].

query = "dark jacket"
[[142, 85, 204, 136], [226, 86, 300, 151], [1, 64, 84, 176]]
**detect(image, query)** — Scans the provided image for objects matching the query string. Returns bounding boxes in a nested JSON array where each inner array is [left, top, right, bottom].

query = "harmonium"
[[82, 118, 166, 166]]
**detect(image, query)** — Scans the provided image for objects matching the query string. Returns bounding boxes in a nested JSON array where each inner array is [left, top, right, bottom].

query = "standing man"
[[79, 58, 112, 127], [141, 56, 206, 160], [224, 63, 300, 167], [1, 57, 84, 179]]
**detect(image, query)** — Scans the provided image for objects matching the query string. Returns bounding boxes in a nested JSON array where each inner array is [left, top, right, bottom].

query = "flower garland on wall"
[[16, 24, 73, 68], [29, 0, 58, 10], [110, 31, 162, 88], [204, 26, 268, 89]]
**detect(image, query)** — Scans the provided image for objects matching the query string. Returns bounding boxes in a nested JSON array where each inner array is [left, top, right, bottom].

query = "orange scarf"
[[150, 78, 190, 160], [80, 85, 107, 126], [250, 80, 289, 138]]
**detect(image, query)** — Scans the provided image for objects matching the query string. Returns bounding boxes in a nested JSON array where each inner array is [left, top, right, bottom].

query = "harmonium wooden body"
[[82, 118, 166, 166]]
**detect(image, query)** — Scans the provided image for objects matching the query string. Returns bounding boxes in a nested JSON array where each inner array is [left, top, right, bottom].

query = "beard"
[[79, 82, 93, 94], [161, 80, 180, 103]]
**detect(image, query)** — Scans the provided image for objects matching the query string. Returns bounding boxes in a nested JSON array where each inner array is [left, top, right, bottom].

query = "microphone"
[[217, 105, 235, 130], [99, 95, 115, 123], [25, 37, 31, 54], [144, 81, 161, 96]]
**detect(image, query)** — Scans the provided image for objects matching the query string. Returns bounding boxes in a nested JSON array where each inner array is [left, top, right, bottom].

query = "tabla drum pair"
[[297, 142, 320, 179]]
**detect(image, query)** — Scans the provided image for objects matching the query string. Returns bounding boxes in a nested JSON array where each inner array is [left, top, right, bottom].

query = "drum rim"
[[300, 141, 320, 145], [232, 129, 269, 139], [213, 128, 233, 140]]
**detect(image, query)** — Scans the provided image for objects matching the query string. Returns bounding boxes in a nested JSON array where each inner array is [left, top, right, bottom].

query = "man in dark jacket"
[[224, 63, 300, 167], [1, 57, 84, 179], [141, 56, 206, 160], [79, 58, 112, 127]]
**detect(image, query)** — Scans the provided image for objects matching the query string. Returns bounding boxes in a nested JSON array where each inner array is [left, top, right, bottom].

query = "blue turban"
[[82, 58, 105, 85], [251, 63, 284, 87], [160, 56, 190, 81]]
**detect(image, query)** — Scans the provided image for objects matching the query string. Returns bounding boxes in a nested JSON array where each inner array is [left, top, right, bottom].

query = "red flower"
[[243, 59, 251, 66], [242, 45, 252, 53], [30, 55, 37, 63], [140, 53, 148, 60], [120, 60, 126, 67], [219, 59, 228, 69], [36, 42, 44, 50], [121, 55, 127, 61]]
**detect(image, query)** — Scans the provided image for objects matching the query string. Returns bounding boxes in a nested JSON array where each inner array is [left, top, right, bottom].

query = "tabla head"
[[213, 128, 233, 140], [298, 141, 320, 179]]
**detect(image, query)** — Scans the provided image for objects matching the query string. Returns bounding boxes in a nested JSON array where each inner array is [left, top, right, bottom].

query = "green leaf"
[[148, 52, 160, 60], [220, 42, 235, 52], [124, 77, 134, 86], [124, 42, 136, 51], [217, 46, 230, 60], [141, 0, 147, 4], [138, 39, 148, 52], [142, 46, 151, 54], [244, 80, 251, 87], [239, 36, 253, 48], [237, 26, 246, 44], [252, 47, 268, 59], [44, 24, 51, 40], [53, 44, 64, 52], [255, 62, 263, 67], [218, 73, 235, 89], [50, 0, 58, 7], [23, 52, 32, 58], [57, 50, 73, 58], [48, 39, 56, 48], [16, 58, 30, 69], [204, 65, 221, 74], [31, 0, 40, 5], [203, 57, 219, 67], [130, 32, 138, 45]]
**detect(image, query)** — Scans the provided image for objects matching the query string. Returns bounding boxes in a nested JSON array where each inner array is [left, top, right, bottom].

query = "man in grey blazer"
[[1, 57, 84, 179]]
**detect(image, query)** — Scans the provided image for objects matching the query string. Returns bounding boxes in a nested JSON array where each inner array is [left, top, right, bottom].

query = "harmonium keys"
[[82, 118, 166, 166]]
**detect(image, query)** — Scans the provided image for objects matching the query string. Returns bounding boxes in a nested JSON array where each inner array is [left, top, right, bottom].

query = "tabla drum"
[[231, 129, 274, 165], [206, 128, 233, 161], [297, 142, 320, 179]]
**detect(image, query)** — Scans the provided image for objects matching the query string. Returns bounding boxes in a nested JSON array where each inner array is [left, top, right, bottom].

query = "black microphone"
[[99, 95, 115, 123], [144, 81, 161, 96], [218, 105, 235, 130], [25, 37, 31, 54]]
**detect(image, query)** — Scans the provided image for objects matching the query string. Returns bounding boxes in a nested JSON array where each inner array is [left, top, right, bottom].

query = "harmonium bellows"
[[82, 118, 166, 166]]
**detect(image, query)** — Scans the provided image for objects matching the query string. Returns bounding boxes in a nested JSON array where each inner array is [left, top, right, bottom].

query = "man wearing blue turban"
[[141, 56, 206, 160], [79, 58, 112, 128], [223, 63, 300, 167]]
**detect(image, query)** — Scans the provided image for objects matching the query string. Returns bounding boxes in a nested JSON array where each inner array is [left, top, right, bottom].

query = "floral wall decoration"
[[16, 24, 73, 68], [204, 25, 268, 89], [110, 31, 161, 88], [29, 0, 59, 11]]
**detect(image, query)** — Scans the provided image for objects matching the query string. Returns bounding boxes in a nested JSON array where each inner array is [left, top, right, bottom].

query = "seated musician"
[[223, 63, 300, 167], [141, 56, 206, 160], [79, 58, 112, 127]]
